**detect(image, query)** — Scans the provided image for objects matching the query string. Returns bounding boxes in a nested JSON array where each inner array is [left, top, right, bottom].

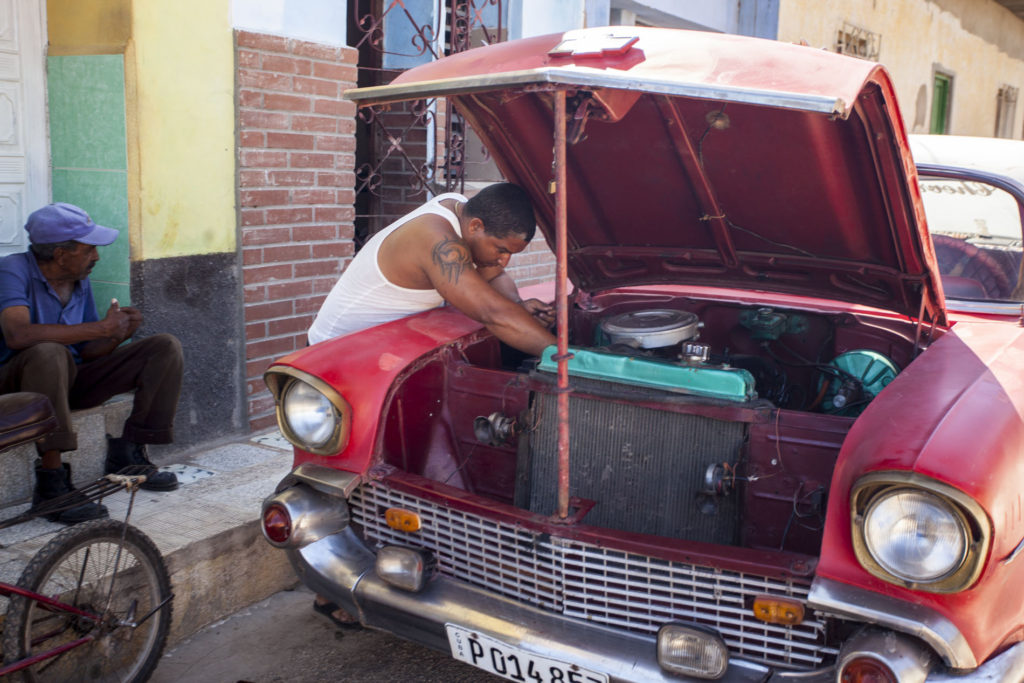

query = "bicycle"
[[0, 392, 173, 683]]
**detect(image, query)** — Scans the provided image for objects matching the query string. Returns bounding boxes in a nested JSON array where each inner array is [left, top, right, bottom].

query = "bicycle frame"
[[0, 580, 100, 675], [0, 581, 173, 676]]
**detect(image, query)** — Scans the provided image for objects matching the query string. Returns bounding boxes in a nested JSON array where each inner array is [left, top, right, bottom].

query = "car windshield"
[[918, 175, 1024, 301], [911, 135, 1024, 303]]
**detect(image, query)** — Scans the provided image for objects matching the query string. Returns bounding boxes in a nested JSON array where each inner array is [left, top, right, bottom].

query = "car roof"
[[909, 135, 1024, 185]]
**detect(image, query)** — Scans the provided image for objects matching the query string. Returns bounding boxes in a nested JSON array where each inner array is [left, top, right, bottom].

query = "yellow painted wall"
[[127, 0, 236, 258], [47, 0, 236, 259], [778, 0, 1024, 138]]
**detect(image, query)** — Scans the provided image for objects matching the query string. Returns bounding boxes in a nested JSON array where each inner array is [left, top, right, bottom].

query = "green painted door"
[[931, 73, 952, 134]]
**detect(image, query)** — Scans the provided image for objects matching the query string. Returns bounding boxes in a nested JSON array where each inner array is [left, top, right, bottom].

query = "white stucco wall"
[[778, 0, 1024, 138], [231, 0, 347, 45], [611, 0, 740, 32], [509, 0, 587, 39]]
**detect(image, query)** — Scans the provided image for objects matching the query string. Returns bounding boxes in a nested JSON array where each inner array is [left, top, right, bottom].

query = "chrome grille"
[[350, 481, 834, 670]]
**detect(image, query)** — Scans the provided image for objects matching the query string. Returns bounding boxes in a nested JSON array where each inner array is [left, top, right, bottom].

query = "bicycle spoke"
[[34, 646, 72, 675], [29, 620, 74, 649], [72, 544, 91, 607]]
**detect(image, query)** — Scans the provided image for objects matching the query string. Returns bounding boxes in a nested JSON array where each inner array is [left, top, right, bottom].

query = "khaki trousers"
[[0, 334, 183, 453]]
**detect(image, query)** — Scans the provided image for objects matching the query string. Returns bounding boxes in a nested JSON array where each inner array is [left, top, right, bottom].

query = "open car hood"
[[347, 27, 945, 324]]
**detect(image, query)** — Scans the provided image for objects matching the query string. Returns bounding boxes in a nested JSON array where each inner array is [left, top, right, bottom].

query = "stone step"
[[0, 395, 133, 510]]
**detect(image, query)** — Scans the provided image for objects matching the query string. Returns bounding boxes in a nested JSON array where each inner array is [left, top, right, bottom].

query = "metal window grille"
[[996, 85, 1019, 139], [350, 1, 504, 245], [834, 22, 881, 60]]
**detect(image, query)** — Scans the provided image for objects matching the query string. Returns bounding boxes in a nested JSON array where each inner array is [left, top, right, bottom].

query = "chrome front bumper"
[[289, 526, 782, 683], [267, 475, 1024, 683]]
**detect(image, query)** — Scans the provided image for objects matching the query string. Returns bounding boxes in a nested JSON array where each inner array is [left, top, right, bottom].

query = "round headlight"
[[282, 380, 337, 448], [863, 489, 967, 583]]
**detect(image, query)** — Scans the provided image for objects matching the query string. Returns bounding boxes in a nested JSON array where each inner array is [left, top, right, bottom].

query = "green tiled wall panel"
[[47, 55, 131, 308], [48, 55, 128, 171], [89, 281, 131, 316], [51, 168, 129, 283]]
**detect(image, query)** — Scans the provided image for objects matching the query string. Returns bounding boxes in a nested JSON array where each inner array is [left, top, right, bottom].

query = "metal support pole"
[[554, 90, 570, 520]]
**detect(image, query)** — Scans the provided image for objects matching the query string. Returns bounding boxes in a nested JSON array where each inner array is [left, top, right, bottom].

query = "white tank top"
[[308, 193, 467, 345]]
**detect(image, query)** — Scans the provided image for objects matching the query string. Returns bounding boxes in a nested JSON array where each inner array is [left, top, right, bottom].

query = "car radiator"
[[520, 388, 746, 545]]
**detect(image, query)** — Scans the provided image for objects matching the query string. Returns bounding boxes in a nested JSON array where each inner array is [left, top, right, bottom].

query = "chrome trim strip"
[[928, 642, 1024, 682], [807, 576, 977, 669], [287, 463, 363, 498], [1003, 536, 1024, 564], [343, 68, 846, 117], [773, 668, 836, 682], [943, 299, 1024, 315]]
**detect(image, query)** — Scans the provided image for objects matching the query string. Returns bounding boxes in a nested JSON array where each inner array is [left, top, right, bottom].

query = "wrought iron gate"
[[349, 0, 505, 246]]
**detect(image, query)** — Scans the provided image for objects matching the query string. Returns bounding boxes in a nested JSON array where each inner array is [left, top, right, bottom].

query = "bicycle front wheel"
[[1, 519, 172, 683]]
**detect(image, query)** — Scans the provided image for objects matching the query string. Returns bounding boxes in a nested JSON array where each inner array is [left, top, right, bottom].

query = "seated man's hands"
[[121, 305, 144, 338], [520, 298, 555, 327], [102, 300, 143, 342]]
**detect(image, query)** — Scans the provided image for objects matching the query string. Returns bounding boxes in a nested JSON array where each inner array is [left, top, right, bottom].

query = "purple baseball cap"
[[25, 203, 119, 246]]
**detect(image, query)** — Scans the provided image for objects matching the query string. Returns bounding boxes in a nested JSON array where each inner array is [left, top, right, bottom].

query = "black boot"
[[32, 463, 108, 525], [105, 436, 178, 491]]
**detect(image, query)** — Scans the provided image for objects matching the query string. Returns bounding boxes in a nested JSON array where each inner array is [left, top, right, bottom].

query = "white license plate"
[[446, 624, 609, 683]]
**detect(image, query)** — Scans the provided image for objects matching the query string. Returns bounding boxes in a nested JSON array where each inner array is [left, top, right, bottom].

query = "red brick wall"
[[236, 30, 358, 430], [507, 238, 557, 287]]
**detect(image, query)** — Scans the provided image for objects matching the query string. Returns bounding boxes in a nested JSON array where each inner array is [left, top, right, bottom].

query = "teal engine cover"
[[537, 346, 757, 402]]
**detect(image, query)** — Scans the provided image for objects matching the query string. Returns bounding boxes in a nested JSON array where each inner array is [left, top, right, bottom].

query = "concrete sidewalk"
[[0, 425, 298, 646]]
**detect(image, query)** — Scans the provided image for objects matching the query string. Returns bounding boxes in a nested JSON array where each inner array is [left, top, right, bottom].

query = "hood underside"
[[347, 27, 945, 323]]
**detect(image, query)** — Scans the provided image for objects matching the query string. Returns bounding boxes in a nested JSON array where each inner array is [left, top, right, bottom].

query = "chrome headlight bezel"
[[851, 472, 990, 593], [264, 367, 352, 456]]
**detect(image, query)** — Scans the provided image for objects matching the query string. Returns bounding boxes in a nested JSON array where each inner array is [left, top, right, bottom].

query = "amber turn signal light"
[[385, 508, 422, 532], [751, 596, 804, 625]]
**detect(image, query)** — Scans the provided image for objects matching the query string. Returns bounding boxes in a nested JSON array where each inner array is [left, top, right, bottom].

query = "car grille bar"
[[350, 481, 833, 670]]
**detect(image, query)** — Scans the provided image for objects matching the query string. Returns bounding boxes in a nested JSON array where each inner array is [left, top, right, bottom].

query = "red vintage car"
[[261, 27, 1024, 682]]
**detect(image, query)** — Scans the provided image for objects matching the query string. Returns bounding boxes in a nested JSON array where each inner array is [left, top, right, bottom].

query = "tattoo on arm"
[[431, 237, 472, 284]]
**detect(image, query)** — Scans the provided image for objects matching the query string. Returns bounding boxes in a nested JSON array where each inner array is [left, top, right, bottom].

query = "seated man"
[[0, 203, 182, 524], [308, 182, 556, 354]]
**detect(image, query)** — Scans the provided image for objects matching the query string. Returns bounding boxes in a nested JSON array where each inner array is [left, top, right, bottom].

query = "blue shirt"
[[0, 251, 98, 364]]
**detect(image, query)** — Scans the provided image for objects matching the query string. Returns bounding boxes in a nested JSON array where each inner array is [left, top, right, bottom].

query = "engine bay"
[[381, 292, 936, 555], [536, 298, 910, 416]]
